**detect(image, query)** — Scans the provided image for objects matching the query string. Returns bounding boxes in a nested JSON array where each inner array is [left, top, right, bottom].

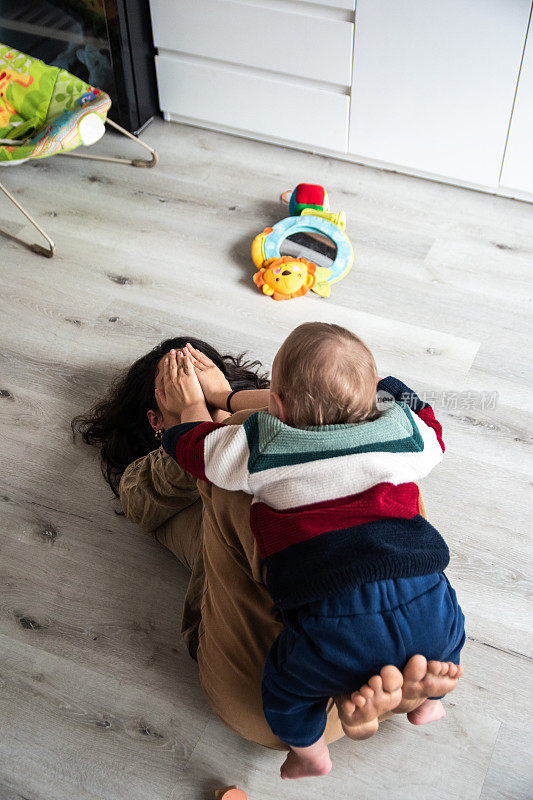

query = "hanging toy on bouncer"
[[251, 183, 353, 300]]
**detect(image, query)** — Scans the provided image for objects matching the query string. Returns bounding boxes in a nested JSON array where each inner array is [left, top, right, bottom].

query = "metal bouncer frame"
[[0, 118, 158, 257]]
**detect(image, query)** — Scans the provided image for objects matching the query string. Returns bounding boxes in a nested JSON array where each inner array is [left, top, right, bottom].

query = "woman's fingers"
[[176, 349, 199, 384], [178, 350, 191, 376], [163, 352, 179, 401], [163, 355, 171, 389], [187, 353, 203, 370], [169, 349, 179, 381], [184, 342, 202, 359], [185, 343, 212, 369], [184, 350, 204, 371]]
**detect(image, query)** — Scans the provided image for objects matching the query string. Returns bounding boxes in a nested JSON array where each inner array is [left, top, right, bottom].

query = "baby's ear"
[[270, 391, 287, 423]]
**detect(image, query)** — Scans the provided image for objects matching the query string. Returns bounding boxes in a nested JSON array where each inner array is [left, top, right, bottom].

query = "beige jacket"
[[119, 409, 345, 750]]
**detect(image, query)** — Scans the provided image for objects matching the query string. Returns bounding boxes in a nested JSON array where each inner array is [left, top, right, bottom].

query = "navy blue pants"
[[262, 572, 466, 747]]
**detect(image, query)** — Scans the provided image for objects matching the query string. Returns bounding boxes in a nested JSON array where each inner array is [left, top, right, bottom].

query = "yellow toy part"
[[251, 226, 272, 270], [253, 256, 317, 300], [312, 267, 334, 297], [300, 207, 347, 231]]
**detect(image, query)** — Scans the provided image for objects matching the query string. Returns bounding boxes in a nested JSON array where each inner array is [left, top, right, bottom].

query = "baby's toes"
[[352, 693, 367, 710], [359, 685, 375, 702], [380, 664, 403, 695], [340, 698, 356, 717], [367, 675, 384, 695]]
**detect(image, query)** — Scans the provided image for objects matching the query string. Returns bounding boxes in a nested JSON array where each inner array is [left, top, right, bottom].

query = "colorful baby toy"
[[251, 183, 353, 300], [288, 183, 329, 216], [252, 256, 318, 300]]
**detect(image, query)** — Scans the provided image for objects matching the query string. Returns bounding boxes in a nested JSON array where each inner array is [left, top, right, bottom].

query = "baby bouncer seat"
[[0, 43, 158, 256]]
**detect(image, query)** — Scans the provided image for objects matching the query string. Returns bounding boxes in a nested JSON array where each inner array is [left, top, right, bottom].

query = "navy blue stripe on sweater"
[[263, 515, 450, 609], [378, 376, 429, 411], [378, 377, 445, 452]]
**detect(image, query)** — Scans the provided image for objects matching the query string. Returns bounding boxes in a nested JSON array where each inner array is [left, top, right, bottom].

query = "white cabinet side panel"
[[349, 0, 532, 187], [500, 14, 533, 194]]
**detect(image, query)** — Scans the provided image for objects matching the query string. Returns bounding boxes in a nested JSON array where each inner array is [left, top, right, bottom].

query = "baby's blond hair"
[[274, 322, 380, 428]]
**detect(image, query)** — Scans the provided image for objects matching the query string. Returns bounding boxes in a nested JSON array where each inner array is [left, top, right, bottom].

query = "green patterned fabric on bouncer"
[[0, 43, 157, 257], [0, 43, 111, 162]]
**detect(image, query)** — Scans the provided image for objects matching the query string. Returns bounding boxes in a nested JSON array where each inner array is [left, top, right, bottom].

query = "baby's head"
[[268, 322, 380, 427]]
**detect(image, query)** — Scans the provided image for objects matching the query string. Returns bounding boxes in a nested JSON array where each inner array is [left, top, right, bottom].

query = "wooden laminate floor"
[[1, 119, 532, 800]]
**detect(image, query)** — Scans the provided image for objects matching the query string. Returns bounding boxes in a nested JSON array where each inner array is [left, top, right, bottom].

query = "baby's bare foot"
[[280, 736, 332, 780], [335, 665, 403, 740], [280, 749, 332, 780], [407, 698, 447, 725], [394, 655, 464, 718]]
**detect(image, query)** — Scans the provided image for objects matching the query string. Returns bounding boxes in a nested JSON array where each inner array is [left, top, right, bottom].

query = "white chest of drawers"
[[151, 0, 354, 152], [149, 0, 533, 201]]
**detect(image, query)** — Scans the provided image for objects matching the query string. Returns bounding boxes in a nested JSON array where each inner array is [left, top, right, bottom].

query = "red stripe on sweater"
[[250, 482, 420, 558], [416, 406, 445, 452], [172, 421, 224, 483]]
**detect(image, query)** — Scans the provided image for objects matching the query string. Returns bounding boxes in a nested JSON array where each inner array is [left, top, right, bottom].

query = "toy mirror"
[[279, 231, 337, 269], [251, 214, 353, 297]]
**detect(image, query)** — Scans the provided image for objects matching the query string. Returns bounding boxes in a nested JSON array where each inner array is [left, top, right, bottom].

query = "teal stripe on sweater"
[[243, 403, 424, 474]]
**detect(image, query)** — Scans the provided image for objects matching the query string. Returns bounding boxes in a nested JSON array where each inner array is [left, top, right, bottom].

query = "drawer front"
[[156, 54, 349, 152], [349, 0, 532, 186], [150, 0, 353, 86]]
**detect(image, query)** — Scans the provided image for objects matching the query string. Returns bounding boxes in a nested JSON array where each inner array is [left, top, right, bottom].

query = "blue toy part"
[[261, 215, 353, 288], [288, 190, 297, 216]]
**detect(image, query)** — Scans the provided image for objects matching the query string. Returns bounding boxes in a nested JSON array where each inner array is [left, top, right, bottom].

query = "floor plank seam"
[[477, 720, 503, 800], [180, 715, 213, 775], [8, 496, 119, 530], [467, 635, 532, 663]]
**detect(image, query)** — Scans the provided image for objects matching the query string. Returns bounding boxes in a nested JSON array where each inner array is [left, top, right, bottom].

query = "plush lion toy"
[[252, 256, 317, 301]]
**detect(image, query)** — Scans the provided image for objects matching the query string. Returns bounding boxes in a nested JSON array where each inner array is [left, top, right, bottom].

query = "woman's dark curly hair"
[[72, 337, 270, 497]]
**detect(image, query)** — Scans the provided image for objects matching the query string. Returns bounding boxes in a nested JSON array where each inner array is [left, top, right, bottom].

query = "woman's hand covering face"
[[184, 342, 232, 409], [156, 349, 205, 421], [153, 367, 177, 431]]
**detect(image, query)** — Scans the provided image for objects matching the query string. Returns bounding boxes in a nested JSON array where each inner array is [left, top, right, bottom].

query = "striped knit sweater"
[[162, 377, 449, 609]]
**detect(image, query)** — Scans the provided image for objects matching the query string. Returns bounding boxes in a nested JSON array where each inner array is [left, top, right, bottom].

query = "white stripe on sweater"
[[202, 411, 443, 509], [203, 423, 251, 492]]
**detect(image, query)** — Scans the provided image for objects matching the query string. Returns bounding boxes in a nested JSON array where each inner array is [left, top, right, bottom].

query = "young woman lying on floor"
[[73, 336, 463, 777]]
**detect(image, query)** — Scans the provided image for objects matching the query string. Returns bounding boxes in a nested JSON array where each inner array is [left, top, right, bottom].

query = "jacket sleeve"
[[378, 376, 445, 453], [261, 629, 329, 748], [119, 447, 199, 535], [162, 420, 252, 492]]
